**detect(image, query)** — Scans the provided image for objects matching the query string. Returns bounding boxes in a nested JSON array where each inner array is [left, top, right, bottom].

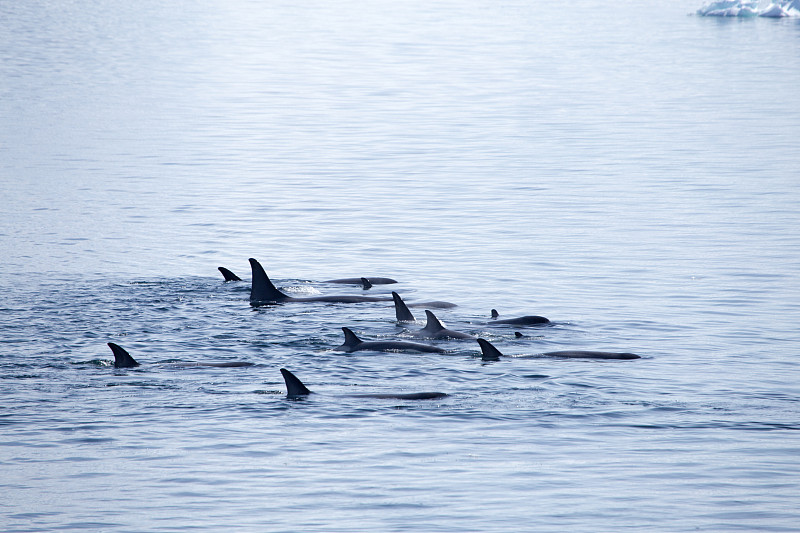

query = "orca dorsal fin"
[[477, 338, 504, 361], [341, 327, 363, 348], [108, 342, 140, 368], [392, 292, 416, 322], [491, 309, 499, 319], [423, 310, 446, 332], [360, 277, 372, 290], [249, 258, 288, 303], [280, 368, 312, 397], [218, 266, 242, 282]]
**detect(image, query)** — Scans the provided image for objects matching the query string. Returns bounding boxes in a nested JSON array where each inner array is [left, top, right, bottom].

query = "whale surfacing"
[[393, 291, 416, 322], [107, 343, 254, 368], [489, 309, 550, 326], [109, 342, 140, 368], [476, 338, 640, 361], [218, 267, 242, 282], [336, 327, 446, 353], [249, 258, 392, 305], [414, 310, 476, 340], [280, 368, 448, 400], [324, 277, 398, 285]]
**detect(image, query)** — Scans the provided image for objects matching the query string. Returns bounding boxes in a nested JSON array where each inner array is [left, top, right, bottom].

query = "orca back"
[[249, 258, 289, 303], [108, 342, 140, 368], [392, 292, 416, 322], [218, 267, 242, 282], [477, 338, 504, 361], [340, 327, 363, 350], [281, 368, 312, 396], [422, 310, 446, 333]]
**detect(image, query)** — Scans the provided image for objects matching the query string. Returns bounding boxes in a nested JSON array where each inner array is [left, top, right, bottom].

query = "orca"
[[218, 266, 242, 282], [107, 343, 255, 368], [489, 309, 550, 326], [412, 310, 476, 340], [249, 258, 392, 305], [281, 368, 448, 400], [393, 291, 416, 322], [336, 327, 446, 353], [390, 292, 458, 320], [324, 277, 398, 285], [476, 338, 640, 361]]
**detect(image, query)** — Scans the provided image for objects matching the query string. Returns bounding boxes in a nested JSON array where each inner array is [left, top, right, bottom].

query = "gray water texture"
[[2, 1, 800, 531]]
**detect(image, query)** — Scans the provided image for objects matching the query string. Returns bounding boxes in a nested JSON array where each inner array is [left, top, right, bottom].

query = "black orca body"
[[218, 267, 242, 282], [324, 277, 398, 285], [107, 343, 254, 368], [249, 258, 392, 306], [413, 310, 476, 340], [393, 291, 416, 322], [280, 368, 448, 400], [336, 327, 446, 354], [476, 338, 640, 361], [391, 292, 458, 324], [489, 309, 550, 326]]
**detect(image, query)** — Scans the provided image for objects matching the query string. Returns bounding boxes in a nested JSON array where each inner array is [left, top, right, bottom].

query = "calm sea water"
[[2, 1, 799, 531]]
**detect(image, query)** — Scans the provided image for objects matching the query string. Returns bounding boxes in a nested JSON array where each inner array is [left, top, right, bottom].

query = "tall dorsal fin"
[[491, 309, 499, 319], [249, 258, 288, 303], [108, 342, 140, 368], [341, 327, 363, 348], [423, 310, 446, 332], [392, 292, 415, 322], [280, 368, 312, 397], [360, 277, 373, 290], [218, 266, 242, 282], [477, 338, 504, 361]]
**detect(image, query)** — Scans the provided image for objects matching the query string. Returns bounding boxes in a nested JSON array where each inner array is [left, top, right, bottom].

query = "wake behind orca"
[[281, 368, 448, 400], [476, 338, 640, 361], [249, 258, 393, 305], [107, 343, 254, 368]]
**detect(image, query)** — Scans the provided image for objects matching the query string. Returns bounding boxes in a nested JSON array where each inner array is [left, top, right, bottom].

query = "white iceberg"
[[697, 0, 800, 16]]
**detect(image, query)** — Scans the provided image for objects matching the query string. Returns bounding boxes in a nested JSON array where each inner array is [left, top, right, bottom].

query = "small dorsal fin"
[[477, 338, 504, 361], [280, 368, 312, 397], [218, 266, 242, 282], [423, 310, 446, 332], [392, 292, 416, 322], [515, 332, 525, 338], [108, 342, 140, 368], [360, 277, 373, 290], [341, 327, 363, 348], [491, 309, 499, 319], [249, 258, 289, 303]]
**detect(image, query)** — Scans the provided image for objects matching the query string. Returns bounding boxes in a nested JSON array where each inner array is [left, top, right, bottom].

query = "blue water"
[[2, 1, 800, 531]]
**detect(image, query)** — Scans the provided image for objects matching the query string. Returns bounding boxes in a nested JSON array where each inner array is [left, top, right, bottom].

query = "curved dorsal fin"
[[218, 266, 242, 282], [477, 338, 504, 361], [423, 310, 446, 332], [341, 327, 363, 348], [360, 277, 373, 290], [491, 309, 499, 319], [392, 292, 415, 322], [108, 342, 140, 368], [280, 368, 312, 397], [249, 258, 288, 303]]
